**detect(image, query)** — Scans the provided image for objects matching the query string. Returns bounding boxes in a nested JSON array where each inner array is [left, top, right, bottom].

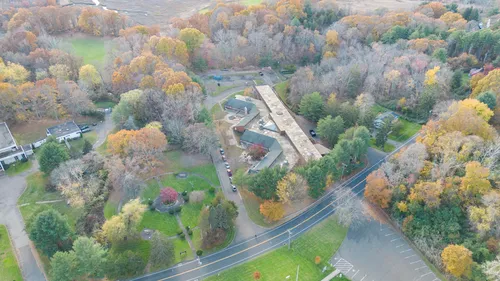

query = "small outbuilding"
[[46, 121, 82, 143]]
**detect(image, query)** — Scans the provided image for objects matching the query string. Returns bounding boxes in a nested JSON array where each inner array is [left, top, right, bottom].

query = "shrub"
[[179, 233, 185, 239], [169, 209, 175, 215], [209, 187, 215, 194], [147, 199, 153, 206], [196, 250, 203, 256], [175, 205, 182, 213], [188, 229, 193, 236], [186, 226, 190, 231], [177, 229, 184, 235], [149, 205, 155, 211], [189, 191, 205, 203], [183, 194, 189, 202], [182, 191, 188, 196]]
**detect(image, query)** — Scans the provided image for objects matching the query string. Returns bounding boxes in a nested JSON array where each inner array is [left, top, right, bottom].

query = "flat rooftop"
[[0, 122, 16, 149], [255, 85, 322, 161], [47, 121, 81, 138]]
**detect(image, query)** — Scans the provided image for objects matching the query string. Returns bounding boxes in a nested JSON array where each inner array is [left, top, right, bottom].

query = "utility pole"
[[288, 229, 292, 250], [340, 163, 348, 180], [295, 265, 300, 281]]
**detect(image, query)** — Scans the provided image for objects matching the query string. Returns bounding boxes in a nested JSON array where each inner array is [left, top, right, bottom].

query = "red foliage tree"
[[160, 187, 178, 204], [248, 144, 267, 160]]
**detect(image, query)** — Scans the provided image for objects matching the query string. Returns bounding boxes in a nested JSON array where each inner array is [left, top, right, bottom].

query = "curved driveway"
[[131, 135, 419, 281]]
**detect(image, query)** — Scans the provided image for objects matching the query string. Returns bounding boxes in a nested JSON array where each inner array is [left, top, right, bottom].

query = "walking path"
[[0, 161, 46, 281], [175, 215, 197, 257]]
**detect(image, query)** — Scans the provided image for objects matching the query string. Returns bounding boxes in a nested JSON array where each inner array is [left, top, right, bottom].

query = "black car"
[[309, 129, 317, 137], [259, 71, 264, 76]]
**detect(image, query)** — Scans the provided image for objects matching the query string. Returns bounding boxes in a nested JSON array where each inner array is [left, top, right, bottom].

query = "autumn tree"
[[277, 173, 308, 204], [248, 144, 267, 160], [248, 166, 287, 200], [149, 231, 175, 269], [260, 200, 285, 222], [182, 123, 219, 155], [477, 91, 497, 111], [317, 115, 344, 146], [78, 64, 103, 99], [441, 245, 473, 277], [460, 161, 491, 204], [409, 181, 443, 208], [179, 28, 205, 52], [253, 271, 261, 280], [160, 187, 178, 204], [102, 199, 146, 243], [364, 169, 391, 208]]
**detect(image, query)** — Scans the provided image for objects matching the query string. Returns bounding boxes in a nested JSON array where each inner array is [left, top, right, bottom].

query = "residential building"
[[240, 130, 283, 173], [0, 122, 27, 171], [46, 121, 82, 143]]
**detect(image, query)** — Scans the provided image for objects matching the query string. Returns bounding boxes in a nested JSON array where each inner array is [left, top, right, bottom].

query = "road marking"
[[360, 274, 367, 281], [384, 233, 395, 237], [400, 249, 412, 253], [334, 258, 354, 273], [421, 272, 433, 277], [404, 254, 417, 259], [396, 244, 405, 248], [410, 260, 423, 265], [415, 266, 427, 271], [352, 270, 360, 278], [390, 238, 401, 242]]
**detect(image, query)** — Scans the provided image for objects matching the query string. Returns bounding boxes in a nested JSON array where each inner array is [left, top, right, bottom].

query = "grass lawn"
[[18, 172, 62, 204], [274, 81, 288, 104], [254, 78, 264, 85], [241, 0, 263, 5], [138, 211, 180, 237], [19, 201, 82, 231], [104, 200, 118, 219], [111, 239, 152, 263], [142, 180, 161, 201], [5, 159, 32, 176], [160, 174, 212, 194], [96, 137, 108, 155], [211, 103, 225, 120], [186, 164, 220, 186], [388, 119, 421, 142], [70, 37, 106, 66], [205, 216, 347, 281], [0, 225, 23, 281], [371, 104, 389, 115], [209, 85, 238, 97], [70, 131, 97, 152], [180, 203, 202, 229], [369, 138, 395, 153], [173, 238, 193, 263], [94, 100, 117, 109], [332, 276, 351, 281], [239, 188, 276, 227]]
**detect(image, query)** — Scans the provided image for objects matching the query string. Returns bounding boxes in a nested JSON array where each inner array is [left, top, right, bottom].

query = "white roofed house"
[[46, 121, 82, 143], [0, 122, 28, 171]]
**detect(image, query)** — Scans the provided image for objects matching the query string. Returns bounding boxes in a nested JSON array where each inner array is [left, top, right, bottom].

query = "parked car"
[[224, 162, 230, 169], [259, 71, 264, 76], [222, 155, 227, 161], [309, 129, 317, 137], [227, 169, 232, 176], [228, 176, 233, 183], [219, 148, 225, 155], [92, 123, 98, 126], [231, 185, 237, 192], [80, 127, 91, 133]]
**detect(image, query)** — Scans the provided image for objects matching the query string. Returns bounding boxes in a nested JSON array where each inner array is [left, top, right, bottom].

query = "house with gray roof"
[[0, 122, 27, 171], [46, 121, 81, 143], [240, 130, 283, 173], [225, 98, 260, 133]]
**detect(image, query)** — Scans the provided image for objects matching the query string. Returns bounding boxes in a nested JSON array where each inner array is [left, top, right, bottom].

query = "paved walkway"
[[93, 112, 114, 149], [0, 161, 46, 281], [175, 215, 197, 257]]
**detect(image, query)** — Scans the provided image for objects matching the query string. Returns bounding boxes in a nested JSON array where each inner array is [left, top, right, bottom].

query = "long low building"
[[0, 122, 28, 171], [254, 85, 322, 161]]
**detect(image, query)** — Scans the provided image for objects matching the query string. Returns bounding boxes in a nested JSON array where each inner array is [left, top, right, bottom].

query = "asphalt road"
[[130, 136, 419, 281]]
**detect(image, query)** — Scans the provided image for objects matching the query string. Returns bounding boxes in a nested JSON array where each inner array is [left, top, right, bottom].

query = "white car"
[[231, 185, 237, 192]]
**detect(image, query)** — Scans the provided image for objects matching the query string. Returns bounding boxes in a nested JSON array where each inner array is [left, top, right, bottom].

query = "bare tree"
[[182, 123, 219, 155], [333, 186, 366, 229]]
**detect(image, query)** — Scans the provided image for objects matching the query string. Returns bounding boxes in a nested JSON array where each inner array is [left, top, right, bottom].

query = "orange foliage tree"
[[364, 169, 392, 208], [259, 200, 285, 222]]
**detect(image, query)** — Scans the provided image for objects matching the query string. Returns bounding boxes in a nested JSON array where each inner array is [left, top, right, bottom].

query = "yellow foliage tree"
[[409, 181, 443, 208], [424, 66, 440, 86], [179, 28, 205, 52], [79, 64, 102, 86], [325, 30, 339, 47], [441, 245, 473, 277], [471, 69, 500, 97], [468, 206, 493, 235], [460, 161, 491, 204], [102, 199, 146, 243], [0, 61, 30, 85], [364, 169, 392, 208], [276, 173, 308, 204], [260, 200, 285, 222], [458, 98, 494, 122]]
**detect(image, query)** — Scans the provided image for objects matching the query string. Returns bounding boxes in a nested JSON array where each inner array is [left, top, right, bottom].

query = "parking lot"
[[332, 219, 441, 281]]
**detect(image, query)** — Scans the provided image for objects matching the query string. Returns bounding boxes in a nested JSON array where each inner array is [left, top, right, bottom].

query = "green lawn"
[[254, 78, 264, 85], [210, 85, 238, 97], [180, 203, 202, 229], [205, 216, 347, 281], [371, 104, 389, 115], [211, 104, 225, 120], [111, 239, 152, 263], [18, 172, 62, 205], [0, 225, 23, 281], [6, 159, 32, 176], [70, 131, 97, 152], [70, 37, 106, 66], [138, 211, 180, 237], [186, 164, 220, 186], [160, 174, 212, 194], [274, 81, 288, 104], [241, 0, 263, 5], [173, 238, 193, 263], [388, 119, 421, 142], [369, 138, 395, 153], [104, 200, 118, 219], [332, 276, 351, 281], [94, 100, 117, 109]]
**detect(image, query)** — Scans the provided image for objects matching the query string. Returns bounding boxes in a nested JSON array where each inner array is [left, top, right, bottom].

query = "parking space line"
[[421, 272, 433, 277], [352, 270, 360, 278], [360, 274, 367, 281], [404, 254, 417, 259], [384, 233, 396, 237], [410, 260, 423, 265], [396, 244, 405, 248], [415, 266, 427, 271], [334, 258, 354, 273], [400, 249, 412, 253], [390, 238, 401, 242]]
